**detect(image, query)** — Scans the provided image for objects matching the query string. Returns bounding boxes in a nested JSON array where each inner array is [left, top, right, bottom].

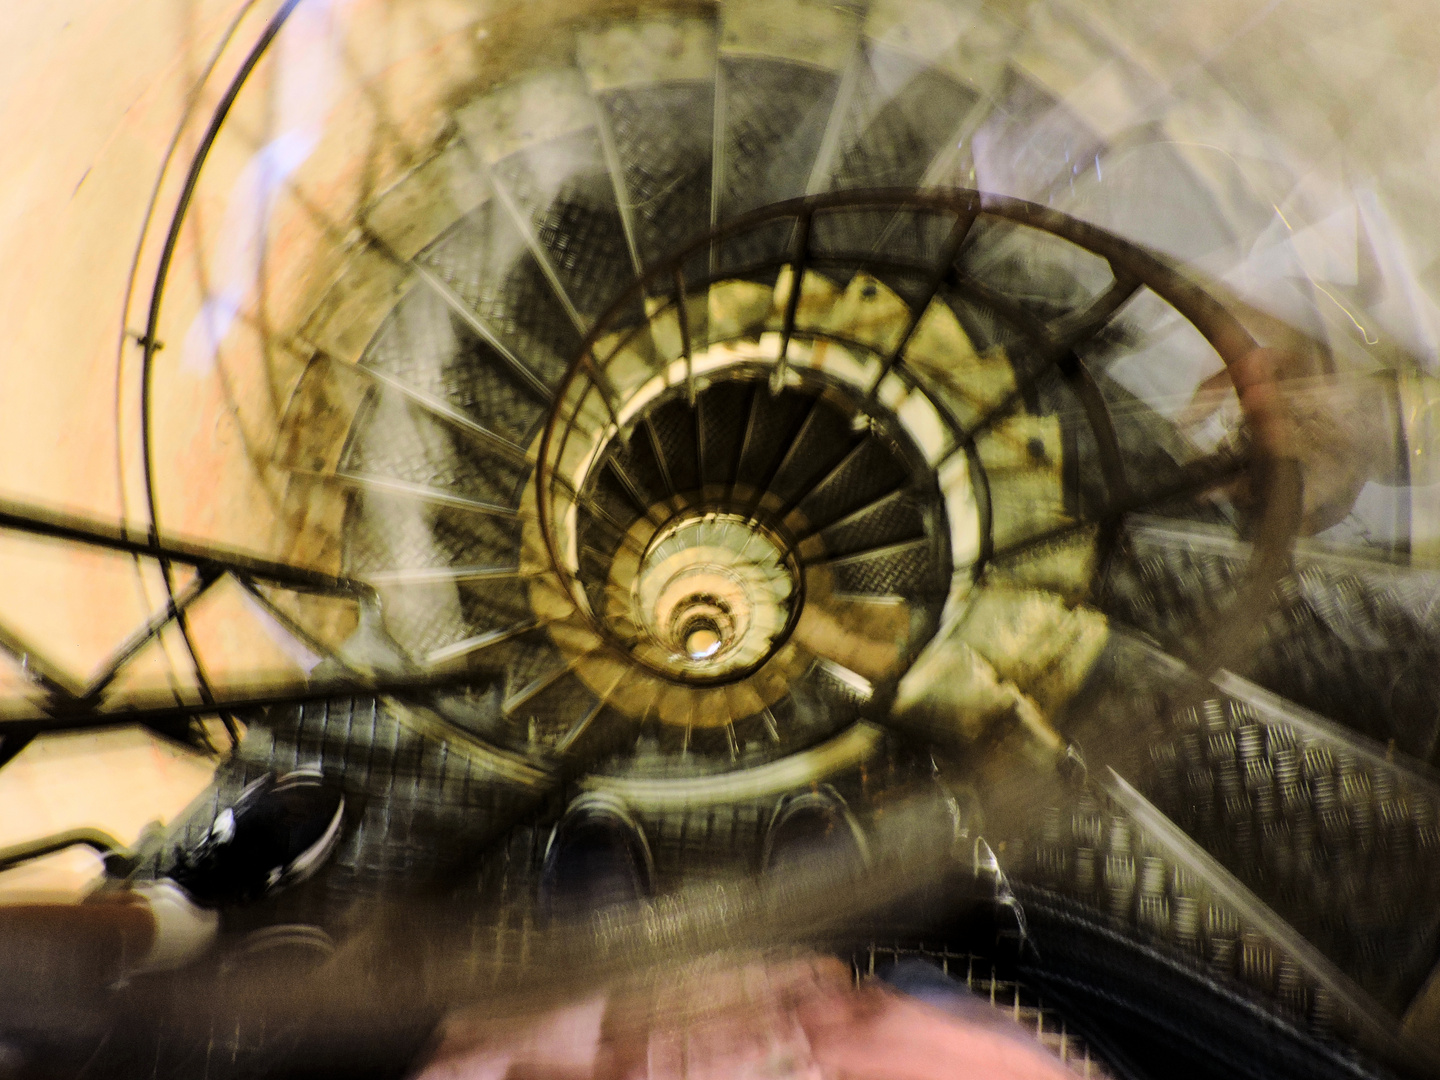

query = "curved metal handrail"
[[535, 188, 1303, 682], [0, 827, 136, 878]]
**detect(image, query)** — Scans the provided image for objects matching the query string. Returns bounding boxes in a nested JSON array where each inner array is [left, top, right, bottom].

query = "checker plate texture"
[[362, 285, 546, 446], [1056, 634, 1440, 1014], [601, 82, 715, 270], [1103, 521, 1440, 762]]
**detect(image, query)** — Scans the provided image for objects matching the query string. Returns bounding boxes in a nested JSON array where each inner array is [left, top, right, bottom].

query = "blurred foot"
[[168, 769, 345, 908], [123, 880, 221, 975]]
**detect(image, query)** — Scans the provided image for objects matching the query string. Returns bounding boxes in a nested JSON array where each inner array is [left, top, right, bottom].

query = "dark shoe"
[[538, 792, 653, 918], [169, 770, 345, 907], [760, 786, 869, 873]]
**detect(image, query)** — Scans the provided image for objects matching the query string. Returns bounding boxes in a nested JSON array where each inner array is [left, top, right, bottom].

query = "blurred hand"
[[1189, 347, 1388, 535], [416, 953, 1080, 1080]]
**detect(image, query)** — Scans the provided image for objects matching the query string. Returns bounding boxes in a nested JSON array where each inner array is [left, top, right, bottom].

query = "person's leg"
[[0, 884, 219, 1078], [0, 767, 345, 1073], [0, 894, 159, 992], [0, 756, 349, 993]]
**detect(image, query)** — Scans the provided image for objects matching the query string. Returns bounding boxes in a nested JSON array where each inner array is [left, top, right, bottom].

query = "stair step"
[[587, 322, 665, 408], [932, 584, 1109, 718], [797, 487, 929, 563], [1069, 632, 1440, 1013], [693, 378, 751, 491], [792, 590, 912, 686], [766, 265, 845, 343], [340, 391, 529, 506], [452, 67, 637, 330], [814, 536, 942, 599], [576, 14, 717, 275], [425, 618, 546, 670], [786, 436, 907, 535], [714, 0, 860, 270], [816, 48, 975, 195], [764, 399, 868, 512], [805, 2, 982, 259], [983, 528, 1098, 602], [707, 278, 773, 343], [963, 65, 1108, 206], [413, 201, 578, 390], [506, 670, 603, 753], [1104, 516, 1440, 762], [983, 467, 1072, 559], [731, 384, 816, 491], [899, 297, 1017, 430], [363, 141, 489, 263], [821, 271, 912, 356], [1019, 768, 1418, 1069]]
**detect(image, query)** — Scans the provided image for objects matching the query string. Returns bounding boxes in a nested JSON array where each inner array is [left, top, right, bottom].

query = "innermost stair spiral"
[[625, 513, 797, 679]]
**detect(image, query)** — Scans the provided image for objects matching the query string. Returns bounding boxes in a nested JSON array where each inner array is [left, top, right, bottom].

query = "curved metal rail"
[[534, 188, 1303, 684]]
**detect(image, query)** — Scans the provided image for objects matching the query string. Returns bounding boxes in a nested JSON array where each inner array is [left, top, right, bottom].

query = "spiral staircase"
[[2, 0, 1440, 1076]]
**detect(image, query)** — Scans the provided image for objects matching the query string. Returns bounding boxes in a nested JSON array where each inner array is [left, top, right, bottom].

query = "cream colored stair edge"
[[769, 266, 1101, 753], [584, 722, 885, 812], [892, 585, 1108, 764]]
